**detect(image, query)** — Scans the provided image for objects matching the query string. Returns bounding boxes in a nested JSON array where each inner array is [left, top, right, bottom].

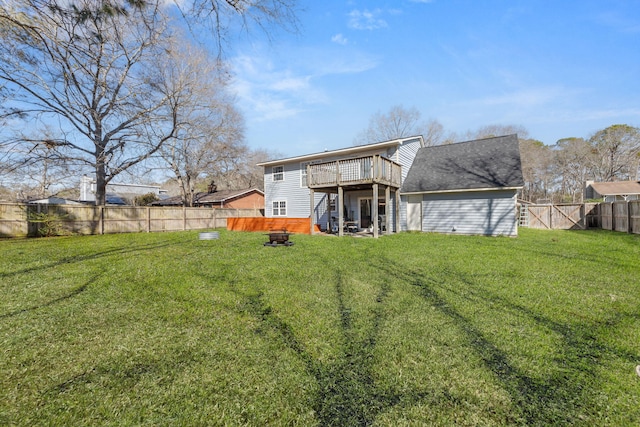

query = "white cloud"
[[230, 50, 378, 122], [331, 33, 348, 45], [348, 9, 388, 30]]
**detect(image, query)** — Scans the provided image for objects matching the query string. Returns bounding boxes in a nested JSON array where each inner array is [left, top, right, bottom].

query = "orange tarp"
[[227, 217, 320, 235]]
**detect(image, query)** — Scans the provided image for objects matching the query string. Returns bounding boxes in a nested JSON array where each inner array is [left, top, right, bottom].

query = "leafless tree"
[[177, 0, 299, 53], [552, 137, 592, 202], [2, 126, 83, 200], [519, 138, 554, 203], [0, 0, 181, 205], [154, 41, 247, 206], [463, 124, 529, 141], [354, 105, 446, 146], [588, 124, 640, 182]]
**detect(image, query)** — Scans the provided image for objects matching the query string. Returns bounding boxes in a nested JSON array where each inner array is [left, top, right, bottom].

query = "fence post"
[[147, 207, 151, 233], [100, 206, 104, 235], [627, 201, 632, 234]]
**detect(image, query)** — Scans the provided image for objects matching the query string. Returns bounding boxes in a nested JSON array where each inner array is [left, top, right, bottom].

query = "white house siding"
[[396, 138, 423, 182], [399, 195, 408, 231], [264, 148, 393, 218], [421, 190, 518, 236], [262, 136, 424, 232]]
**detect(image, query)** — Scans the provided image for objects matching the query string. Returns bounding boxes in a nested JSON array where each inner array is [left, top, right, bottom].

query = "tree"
[[588, 124, 640, 182], [464, 124, 529, 141], [0, 0, 182, 205], [519, 138, 554, 203], [552, 137, 591, 202], [155, 42, 246, 206], [1, 0, 300, 204], [177, 0, 299, 53], [354, 105, 446, 146], [0, 125, 82, 200]]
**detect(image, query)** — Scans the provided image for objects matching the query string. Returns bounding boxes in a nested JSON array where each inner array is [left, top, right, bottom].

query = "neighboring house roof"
[[195, 188, 264, 205], [105, 193, 127, 205], [257, 135, 424, 166], [27, 197, 83, 205], [401, 134, 524, 194], [153, 188, 264, 206], [588, 181, 640, 196]]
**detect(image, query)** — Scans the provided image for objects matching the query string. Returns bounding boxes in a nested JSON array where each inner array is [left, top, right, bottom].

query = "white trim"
[[300, 160, 323, 188], [257, 136, 424, 167], [272, 200, 287, 216], [272, 165, 284, 182], [401, 186, 522, 196]]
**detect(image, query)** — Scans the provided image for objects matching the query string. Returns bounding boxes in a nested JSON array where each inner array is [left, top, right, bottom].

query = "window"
[[300, 162, 310, 187], [272, 200, 286, 216], [272, 165, 284, 182], [300, 160, 322, 187]]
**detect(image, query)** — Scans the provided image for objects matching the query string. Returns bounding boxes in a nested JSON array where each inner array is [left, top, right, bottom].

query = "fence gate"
[[527, 205, 552, 229], [524, 204, 585, 230]]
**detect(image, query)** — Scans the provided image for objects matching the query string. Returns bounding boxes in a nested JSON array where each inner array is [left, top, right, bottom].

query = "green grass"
[[1, 229, 639, 426]]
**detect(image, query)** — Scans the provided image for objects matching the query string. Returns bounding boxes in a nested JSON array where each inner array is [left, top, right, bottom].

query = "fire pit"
[[264, 229, 294, 246]]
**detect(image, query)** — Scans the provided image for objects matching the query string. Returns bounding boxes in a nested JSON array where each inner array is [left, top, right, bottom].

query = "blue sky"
[[229, 0, 640, 158]]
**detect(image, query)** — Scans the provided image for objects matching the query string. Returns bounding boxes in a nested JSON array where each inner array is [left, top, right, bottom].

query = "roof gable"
[[401, 134, 524, 193], [257, 136, 424, 167]]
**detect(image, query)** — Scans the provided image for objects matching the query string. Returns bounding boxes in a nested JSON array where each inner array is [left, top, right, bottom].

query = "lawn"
[[1, 228, 639, 426]]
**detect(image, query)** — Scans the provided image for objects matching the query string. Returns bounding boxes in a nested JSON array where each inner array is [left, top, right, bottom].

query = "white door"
[[407, 195, 422, 231]]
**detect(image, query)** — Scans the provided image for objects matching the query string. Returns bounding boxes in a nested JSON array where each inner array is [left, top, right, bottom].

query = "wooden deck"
[[307, 155, 402, 189], [306, 155, 402, 238]]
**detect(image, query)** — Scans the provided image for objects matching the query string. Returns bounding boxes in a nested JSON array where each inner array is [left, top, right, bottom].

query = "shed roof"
[[588, 181, 640, 196], [401, 134, 524, 194]]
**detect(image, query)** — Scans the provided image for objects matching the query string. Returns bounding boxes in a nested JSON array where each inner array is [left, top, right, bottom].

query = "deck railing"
[[307, 155, 402, 188]]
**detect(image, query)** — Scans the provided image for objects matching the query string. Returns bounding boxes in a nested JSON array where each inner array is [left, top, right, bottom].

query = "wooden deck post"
[[310, 188, 315, 234], [385, 185, 391, 234], [338, 186, 344, 237], [373, 183, 379, 238], [395, 190, 401, 233]]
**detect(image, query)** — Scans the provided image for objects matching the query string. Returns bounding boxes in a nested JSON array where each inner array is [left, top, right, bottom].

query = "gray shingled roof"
[[401, 134, 524, 193]]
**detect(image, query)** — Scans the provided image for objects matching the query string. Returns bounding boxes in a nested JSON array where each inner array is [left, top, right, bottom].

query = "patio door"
[[359, 198, 372, 229], [359, 197, 387, 230]]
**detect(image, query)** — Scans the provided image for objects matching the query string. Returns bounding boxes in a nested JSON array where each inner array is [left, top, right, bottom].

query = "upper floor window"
[[272, 165, 284, 182], [300, 160, 323, 187]]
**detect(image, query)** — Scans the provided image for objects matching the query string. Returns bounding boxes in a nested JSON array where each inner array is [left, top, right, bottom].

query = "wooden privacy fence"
[[521, 201, 639, 234], [0, 203, 263, 237], [227, 217, 320, 235], [599, 201, 640, 234]]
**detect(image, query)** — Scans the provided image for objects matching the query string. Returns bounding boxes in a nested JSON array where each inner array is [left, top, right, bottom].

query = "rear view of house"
[[259, 136, 424, 236], [401, 134, 524, 236], [259, 134, 524, 237]]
